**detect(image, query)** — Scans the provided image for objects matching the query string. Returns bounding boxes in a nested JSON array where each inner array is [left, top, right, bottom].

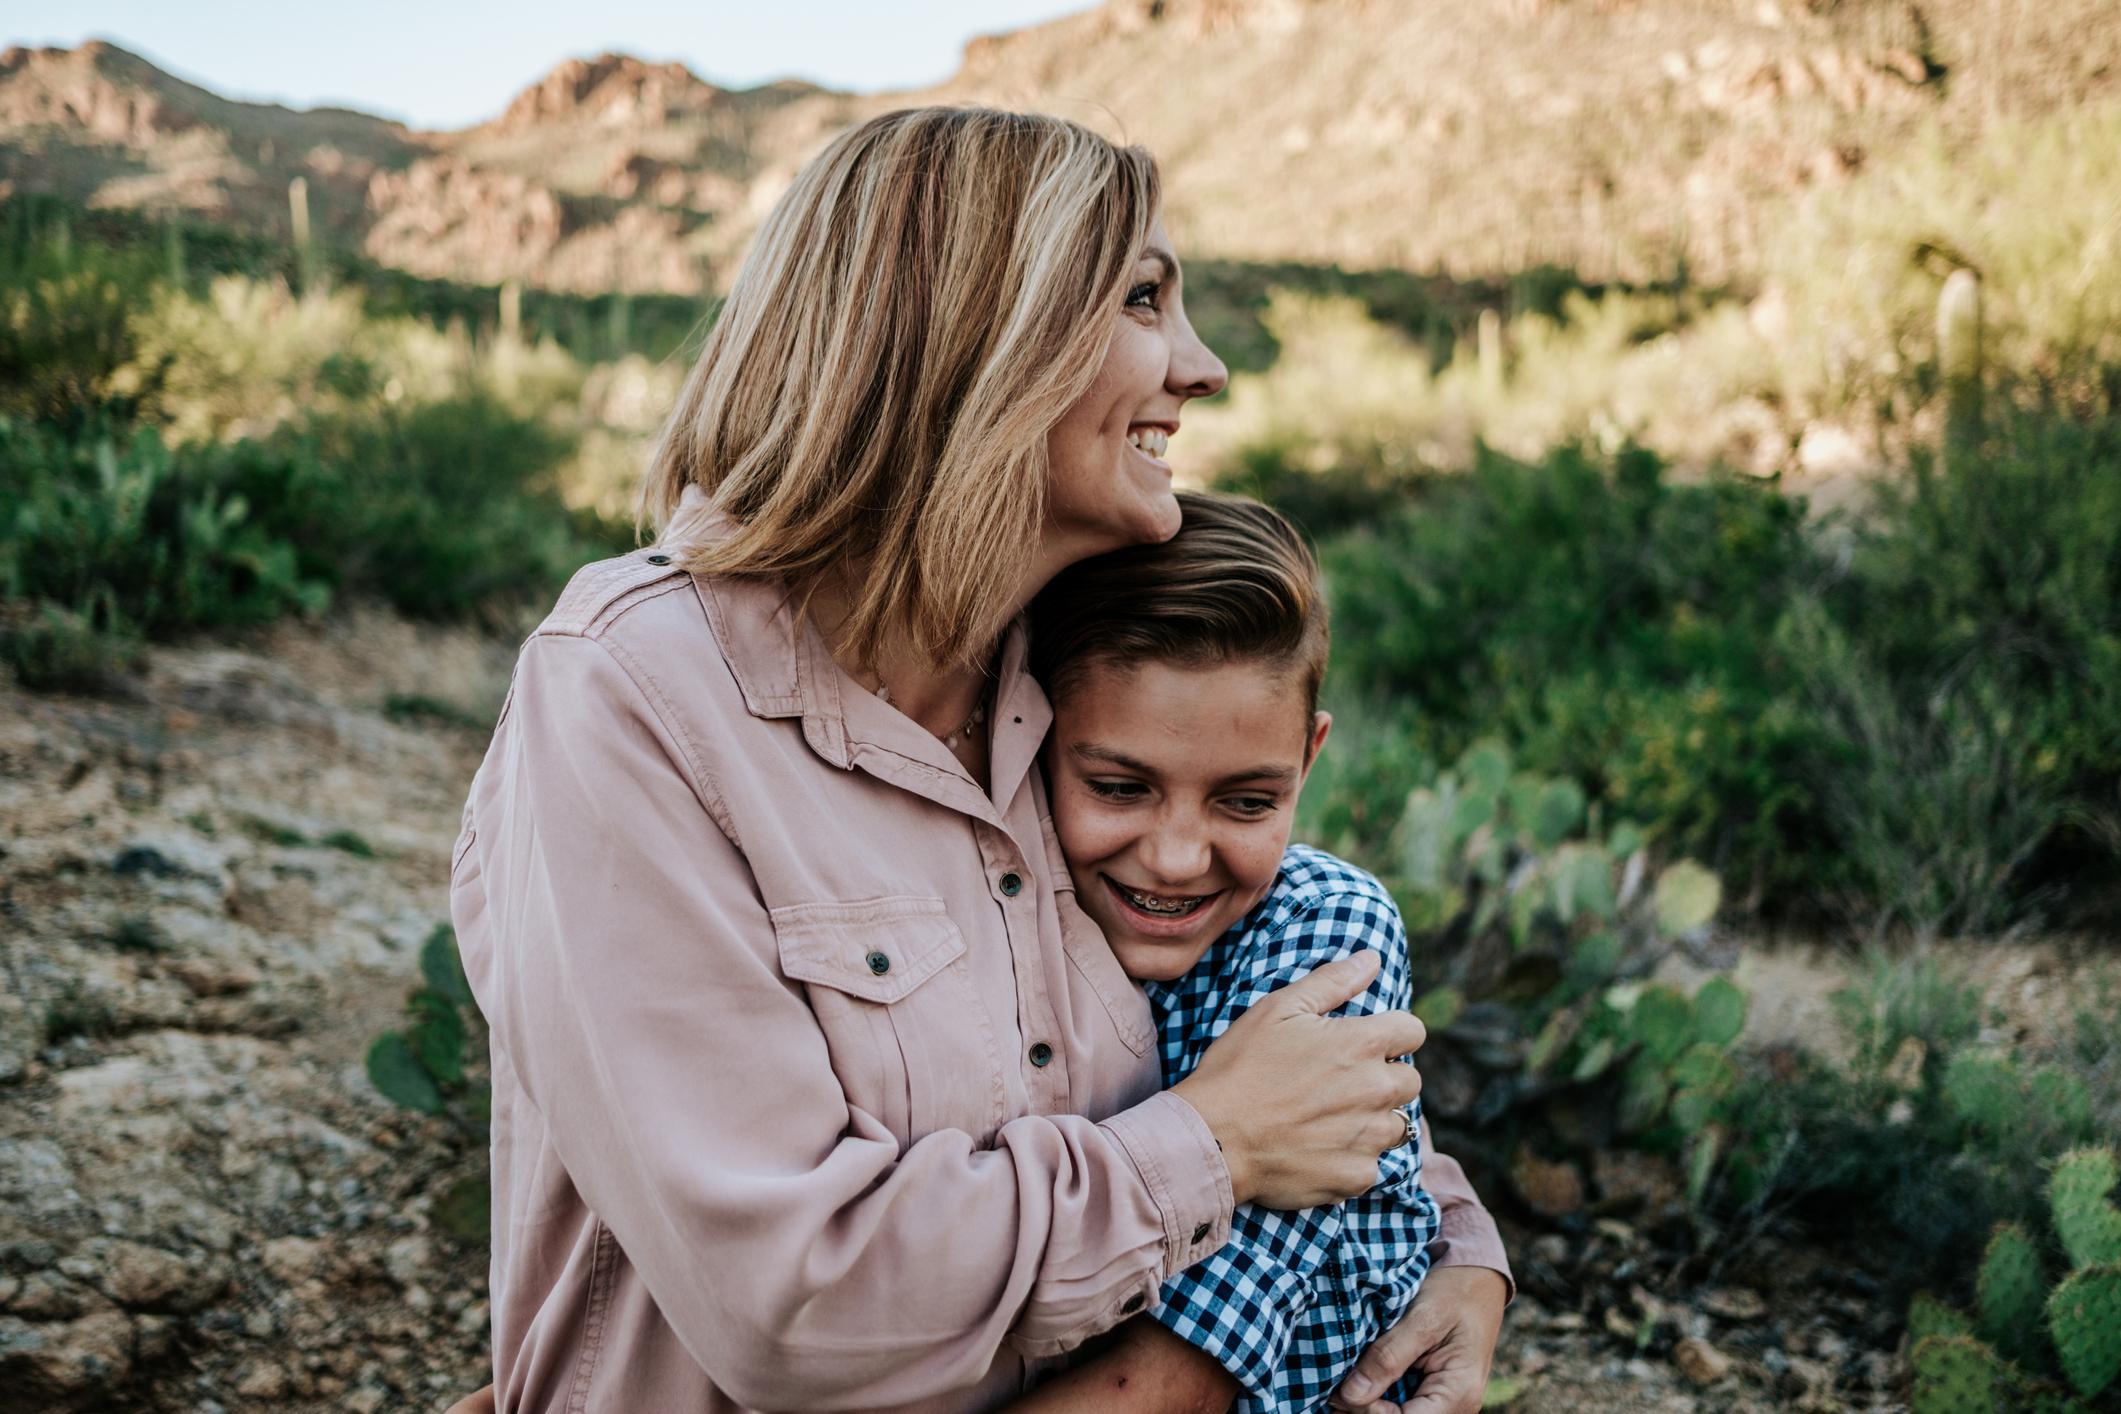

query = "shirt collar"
[[666, 485, 1055, 811]]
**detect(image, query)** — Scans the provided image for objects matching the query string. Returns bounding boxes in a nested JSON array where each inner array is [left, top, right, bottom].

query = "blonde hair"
[[641, 107, 1162, 670]]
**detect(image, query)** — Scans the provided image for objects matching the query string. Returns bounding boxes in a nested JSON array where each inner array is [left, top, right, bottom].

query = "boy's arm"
[[1008, 1318, 1240, 1414]]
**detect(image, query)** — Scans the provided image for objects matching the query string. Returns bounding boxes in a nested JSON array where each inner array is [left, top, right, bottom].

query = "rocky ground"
[[0, 610, 1916, 1412]]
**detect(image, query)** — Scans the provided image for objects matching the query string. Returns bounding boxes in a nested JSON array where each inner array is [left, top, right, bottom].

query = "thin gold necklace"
[[876, 679, 990, 755]]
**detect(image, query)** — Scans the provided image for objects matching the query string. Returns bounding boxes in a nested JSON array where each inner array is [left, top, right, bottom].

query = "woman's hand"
[[1171, 951, 1426, 1208], [1328, 1265, 1510, 1413]]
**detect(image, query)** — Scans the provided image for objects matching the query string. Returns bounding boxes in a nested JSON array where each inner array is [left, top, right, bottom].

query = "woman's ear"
[[1301, 710, 1332, 774]]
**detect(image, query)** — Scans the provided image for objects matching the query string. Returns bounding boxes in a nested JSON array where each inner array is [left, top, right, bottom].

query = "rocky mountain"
[[4, 0, 2116, 294]]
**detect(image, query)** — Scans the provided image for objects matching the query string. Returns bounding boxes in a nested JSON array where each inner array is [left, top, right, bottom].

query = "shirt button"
[[999, 872, 1023, 897], [1028, 1042, 1053, 1067], [865, 950, 891, 975], [1191, 1222, 1212, 1244], [645, 552, 672, 565], [1120, 1293, 1146, 1314]]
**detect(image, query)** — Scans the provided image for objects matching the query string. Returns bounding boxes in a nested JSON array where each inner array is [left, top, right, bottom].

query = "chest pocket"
[[773, 896, 1002, 1144]]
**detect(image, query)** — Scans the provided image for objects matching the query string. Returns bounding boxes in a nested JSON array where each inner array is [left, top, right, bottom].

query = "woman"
[[449, 107, 1507, 1412]]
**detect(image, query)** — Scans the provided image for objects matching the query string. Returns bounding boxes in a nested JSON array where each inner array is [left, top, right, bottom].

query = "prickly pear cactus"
[[2047, 1264, 2121, 1400], [1977, 1224, 2049, 1369], [1912, 1333, 2004, 1413], [2050, 1148, 2121, 1270], [1910, 1290, 1976, 1344]]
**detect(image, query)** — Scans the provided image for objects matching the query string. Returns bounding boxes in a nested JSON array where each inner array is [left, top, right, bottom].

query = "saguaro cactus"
[[1937, 268, 1981, 449]]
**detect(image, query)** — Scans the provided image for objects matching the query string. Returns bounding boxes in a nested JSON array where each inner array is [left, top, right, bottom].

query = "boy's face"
[[1045, 657, 1330, 982]]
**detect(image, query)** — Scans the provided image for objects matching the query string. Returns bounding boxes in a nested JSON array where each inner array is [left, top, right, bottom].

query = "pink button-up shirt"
[[451, 525, 1508, 1412]]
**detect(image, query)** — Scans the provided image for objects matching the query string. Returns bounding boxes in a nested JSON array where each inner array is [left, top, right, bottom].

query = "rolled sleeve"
[[1099, 1091, 1235, 1274]]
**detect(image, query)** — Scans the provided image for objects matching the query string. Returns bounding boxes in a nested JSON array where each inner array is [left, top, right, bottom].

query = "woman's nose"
[[1170, 320, 1228, 402]]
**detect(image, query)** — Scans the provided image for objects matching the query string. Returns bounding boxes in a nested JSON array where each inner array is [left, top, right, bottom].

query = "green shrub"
[[366, 924, 490, 1242], [0, 218, 165, 424], [1320, 442, 1823, 895], [1, 417, 330, 642], [1333, 739, 1756, 1212], [1908, 1146, 2121, 1409]]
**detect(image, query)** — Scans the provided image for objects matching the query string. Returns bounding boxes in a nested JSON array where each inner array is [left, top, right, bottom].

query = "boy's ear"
[[1302, 710, 1332, 772]]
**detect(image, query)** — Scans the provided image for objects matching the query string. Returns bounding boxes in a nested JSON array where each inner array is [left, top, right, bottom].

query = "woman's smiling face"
[[1041, 217, 1228, 567], [1045, 656, 1331, 982]]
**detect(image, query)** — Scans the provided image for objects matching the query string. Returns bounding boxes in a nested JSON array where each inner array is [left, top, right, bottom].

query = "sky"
[[8, 1, 1095, 130]]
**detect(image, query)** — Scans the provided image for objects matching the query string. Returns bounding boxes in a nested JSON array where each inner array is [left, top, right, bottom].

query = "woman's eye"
[[1085, 778, 1147, 801], [1124, 280, 1162, 311]]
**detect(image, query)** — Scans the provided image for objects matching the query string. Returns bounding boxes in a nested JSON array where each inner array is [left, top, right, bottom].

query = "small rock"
[[5, 1272, 90, 1320], [165, 955, 262, 998], [22, 1308, 135, 1393], [1701, 1286, 1768, 1322], [385, 1234, 433, 1287], [1675, 1336, 1735, 1386], [346, 1386, 389, 1413], [101, 1239, 220, 1311], [1591, 1150, 1681, 1214], [235, 1360, 291, 1398], [1509, 1145, 1587, 1220], [261, 1235, 326, 1285]]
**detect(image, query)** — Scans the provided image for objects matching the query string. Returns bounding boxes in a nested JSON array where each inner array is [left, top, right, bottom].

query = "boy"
[[1015, 490, 1440, 1414]]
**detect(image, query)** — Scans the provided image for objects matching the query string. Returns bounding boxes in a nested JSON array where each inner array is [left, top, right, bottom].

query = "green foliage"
[[1911, 1334, 2006, 1414], [1981, 1225, 2052, 1368], [1903, 1146, 2121, 1408], [1318, 442, 1821, 897], [2048, 1266, 2121, 1400], [2050, 1150, 2121, 1271], [1341, 739, 1756, 1211], [321, 829, 375, 858], [366, 924, 488, 1142], [1299, 408, 2121, 931]]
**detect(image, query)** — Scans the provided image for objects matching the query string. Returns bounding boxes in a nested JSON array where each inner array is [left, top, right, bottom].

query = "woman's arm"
[[1008, 1319, 1238, 1414], [462, 632, 1423, 1407]]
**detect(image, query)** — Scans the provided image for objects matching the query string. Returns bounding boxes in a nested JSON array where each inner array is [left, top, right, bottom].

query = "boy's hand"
[[1329, 1266, 1509, 1414]]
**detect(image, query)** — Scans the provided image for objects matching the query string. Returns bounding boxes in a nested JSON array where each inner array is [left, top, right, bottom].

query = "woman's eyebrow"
[[1140, 248, 1177, 283]]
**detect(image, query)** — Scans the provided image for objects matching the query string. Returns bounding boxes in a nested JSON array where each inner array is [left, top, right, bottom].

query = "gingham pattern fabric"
[[1141, 845, 1441, 1413]]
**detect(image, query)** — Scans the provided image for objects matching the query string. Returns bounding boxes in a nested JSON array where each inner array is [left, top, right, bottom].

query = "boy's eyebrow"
[[1070, 742, 1296, 787]]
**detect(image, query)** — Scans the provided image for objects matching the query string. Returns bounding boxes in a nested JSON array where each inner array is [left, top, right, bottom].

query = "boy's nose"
[[1138, 825, 1212, 886]]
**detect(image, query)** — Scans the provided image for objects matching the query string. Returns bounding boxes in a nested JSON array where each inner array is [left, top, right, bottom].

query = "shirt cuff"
[[1099, 1090, 1235, 1278], [1430, 1203, 1516, 1303]]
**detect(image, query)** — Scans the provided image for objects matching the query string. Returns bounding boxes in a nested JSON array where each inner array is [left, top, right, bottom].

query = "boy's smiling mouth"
[[1103, 875, 1222, 935]]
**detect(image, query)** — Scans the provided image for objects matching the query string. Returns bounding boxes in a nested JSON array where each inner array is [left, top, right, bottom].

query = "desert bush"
[[1770, 103, 2121, 422], [1907, 1146, 2121, 1409], [0, 220, 166, 424], [1730, 954, 2111, 1284], [367, 924, 491, 1241], [1319, 442, 1823, 897], [1324, 739, 1757, 1211]]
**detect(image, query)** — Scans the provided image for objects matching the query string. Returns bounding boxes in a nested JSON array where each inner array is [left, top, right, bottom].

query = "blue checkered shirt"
[[1140, 845, 1440, 1414]]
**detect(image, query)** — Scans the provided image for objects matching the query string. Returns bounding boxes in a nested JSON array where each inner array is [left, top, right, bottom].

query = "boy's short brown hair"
[[1029, 490, 1330, 721]]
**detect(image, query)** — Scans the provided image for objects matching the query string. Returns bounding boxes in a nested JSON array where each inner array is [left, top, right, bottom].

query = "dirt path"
[[0, 609, 1954, 1411]]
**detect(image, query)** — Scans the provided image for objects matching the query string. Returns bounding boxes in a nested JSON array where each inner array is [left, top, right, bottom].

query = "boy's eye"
[[1225, 795, 1281, 818], [1124, 280, 1162, 312], [1085, 778, 1147, 802]]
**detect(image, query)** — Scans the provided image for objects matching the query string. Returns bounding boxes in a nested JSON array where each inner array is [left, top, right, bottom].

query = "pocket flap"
[[773, 896, 967, 1004]]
